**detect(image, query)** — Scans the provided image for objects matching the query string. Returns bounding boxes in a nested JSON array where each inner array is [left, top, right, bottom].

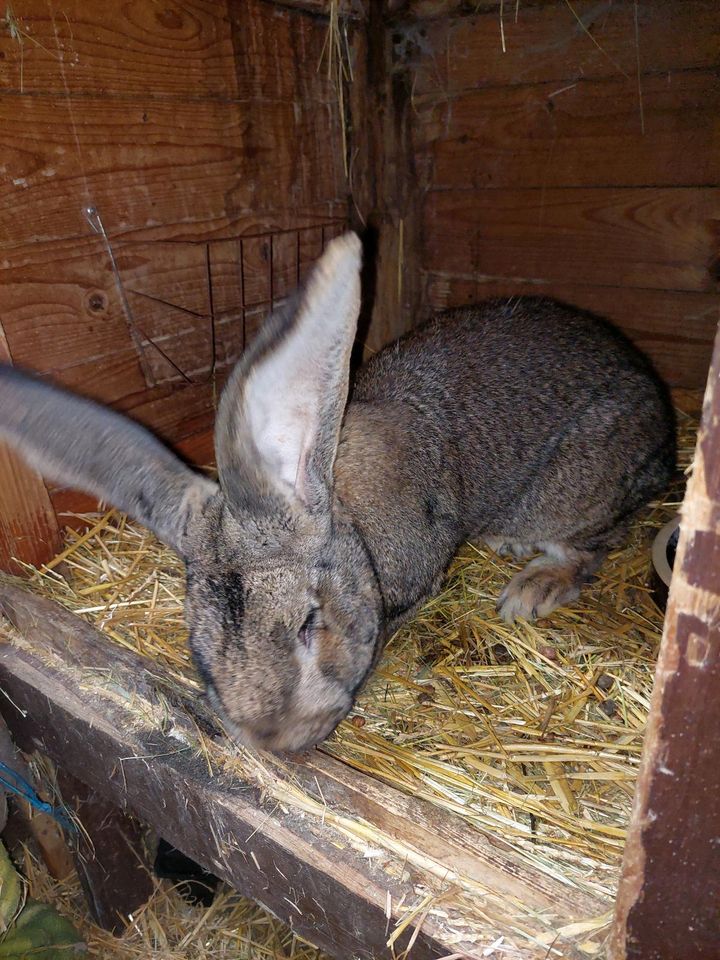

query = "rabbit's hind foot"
[[496, 545, 602, 623]]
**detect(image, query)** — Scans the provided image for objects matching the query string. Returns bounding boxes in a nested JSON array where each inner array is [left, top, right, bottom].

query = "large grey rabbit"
[[0, 234, 675, 752]]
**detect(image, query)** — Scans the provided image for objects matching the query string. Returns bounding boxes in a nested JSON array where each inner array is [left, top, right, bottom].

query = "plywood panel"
[[424, 274, 718, 388], [415, 70, 720, 189], [0, 235, 124, 373], [405, 0, 720, 95], [424, 187, 720, 293]]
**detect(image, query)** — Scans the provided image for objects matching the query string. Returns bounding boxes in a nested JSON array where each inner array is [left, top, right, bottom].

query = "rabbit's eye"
[[298, 608, 321, 648]]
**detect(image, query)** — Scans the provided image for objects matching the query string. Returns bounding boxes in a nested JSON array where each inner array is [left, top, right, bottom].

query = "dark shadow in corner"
[[350, 221, 380, 386]]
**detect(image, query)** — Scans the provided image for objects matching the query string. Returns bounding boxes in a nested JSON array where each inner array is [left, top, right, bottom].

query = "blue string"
[[0, 760, 76, 834]]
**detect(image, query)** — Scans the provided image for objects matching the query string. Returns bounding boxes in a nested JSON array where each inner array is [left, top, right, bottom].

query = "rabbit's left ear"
[[215, 232, 362, 515]]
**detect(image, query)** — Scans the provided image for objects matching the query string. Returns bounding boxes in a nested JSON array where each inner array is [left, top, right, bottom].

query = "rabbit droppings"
[[0, 234, 675, 752]]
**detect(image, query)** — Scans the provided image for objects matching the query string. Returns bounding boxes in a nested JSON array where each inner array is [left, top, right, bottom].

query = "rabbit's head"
[[185, 233, 384, 751], [0, 234, 383, 753]]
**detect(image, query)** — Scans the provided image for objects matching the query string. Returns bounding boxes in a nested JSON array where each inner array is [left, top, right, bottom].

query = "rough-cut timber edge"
[[0, 584, 605, 960], [610, 324, 720, 960]]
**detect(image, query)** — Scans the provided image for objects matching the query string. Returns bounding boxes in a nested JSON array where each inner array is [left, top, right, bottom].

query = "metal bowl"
[[650, 515, 680, 611]]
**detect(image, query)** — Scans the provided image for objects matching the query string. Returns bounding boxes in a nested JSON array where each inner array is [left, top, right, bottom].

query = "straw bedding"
[[21, 846, 329, 960], [2, 405, 698, 956]]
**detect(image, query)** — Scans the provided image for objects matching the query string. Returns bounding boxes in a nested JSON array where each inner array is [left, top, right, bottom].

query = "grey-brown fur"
[[0, 235, 675, 753]]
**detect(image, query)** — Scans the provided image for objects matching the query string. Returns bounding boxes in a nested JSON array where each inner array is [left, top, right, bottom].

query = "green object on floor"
[[0, 842, 84, 958], [0, 844, 22, 934], [0, 899, 85, 958]]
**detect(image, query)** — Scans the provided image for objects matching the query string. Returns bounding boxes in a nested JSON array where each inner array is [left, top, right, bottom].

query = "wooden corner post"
[[611, 320, 720, 959]]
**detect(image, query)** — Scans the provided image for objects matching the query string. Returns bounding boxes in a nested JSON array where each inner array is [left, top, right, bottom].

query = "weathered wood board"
[[0, 583, 607, 959], [610, 325, 720, 959]]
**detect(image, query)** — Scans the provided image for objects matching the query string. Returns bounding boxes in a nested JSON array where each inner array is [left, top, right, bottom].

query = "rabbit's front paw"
[[497, 556, 582, 623]]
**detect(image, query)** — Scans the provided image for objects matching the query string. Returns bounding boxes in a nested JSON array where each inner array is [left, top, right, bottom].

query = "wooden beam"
[[423, 187, 720, 296], [398, 1, 719, 85], [611, 322, 720, 958], [261, 0, 366, 17], [347, 5, 424, 354], [0, 583, 606, 959]]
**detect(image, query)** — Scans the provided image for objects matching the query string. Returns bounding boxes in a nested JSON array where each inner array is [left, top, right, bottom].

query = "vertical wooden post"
[[56, 771, 155, 933], [0, 325, 61, 574], [348, 5, 423, 357], [611, 324, 720, 959]]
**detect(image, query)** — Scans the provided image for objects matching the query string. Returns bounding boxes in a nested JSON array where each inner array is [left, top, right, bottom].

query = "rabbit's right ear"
[[0, 366, 218, 557], [215, 232, 362, 516]]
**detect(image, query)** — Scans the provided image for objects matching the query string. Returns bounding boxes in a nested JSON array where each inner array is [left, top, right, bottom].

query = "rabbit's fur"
[[0, 234, 675, 753]]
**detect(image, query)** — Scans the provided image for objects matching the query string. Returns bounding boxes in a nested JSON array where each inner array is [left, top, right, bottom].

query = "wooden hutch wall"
[[0, 0, 357, 569], [387, 0, 720, 390]]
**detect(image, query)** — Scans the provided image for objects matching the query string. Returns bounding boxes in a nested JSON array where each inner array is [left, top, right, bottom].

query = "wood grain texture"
[[0, 326, 61, 574], [401, 0, 720, 91], [414, 70, 720, 190], [423, 187, 720, 294], [424, 275, 719, 388], [0, 0, 350, 562], [0, 0, 351, 99], [0, 583, 606, 959], [398, 0, 720, 388], [0, 94, 344, 248], [610, 325, 720, 959], [0, 0, 235, 98]]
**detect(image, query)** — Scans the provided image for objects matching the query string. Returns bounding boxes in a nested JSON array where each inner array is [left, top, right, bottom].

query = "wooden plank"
[[346, 8, 425, 354], [0, 93, 344, 248], [0, 219, 346, 378], [262, 0, 365, 17], [423, 187, 720, 294], [227, 2, 359, 100], [401, 1, 720, 92], [56, 771, 155, 933], [0, 584, 606, 959], [0, 0, 235, 99], [414, 70, 720, 189], [610, 325, 720, 958], [0, 0, 347, 99], [0, 326, 61, 574], [424, 275, 718, 389]]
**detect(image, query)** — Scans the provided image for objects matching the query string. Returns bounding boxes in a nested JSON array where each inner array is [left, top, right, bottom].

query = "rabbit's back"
[[344, 297, 675, 560]]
